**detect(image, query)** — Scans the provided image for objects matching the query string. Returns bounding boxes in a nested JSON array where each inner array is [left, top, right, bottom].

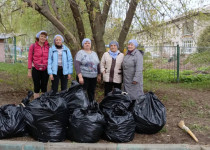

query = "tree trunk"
[[118, 0, 138, 51], [22, 0, 138, 58], [22, 0, 79, 54], [69, 0, 86, 44]]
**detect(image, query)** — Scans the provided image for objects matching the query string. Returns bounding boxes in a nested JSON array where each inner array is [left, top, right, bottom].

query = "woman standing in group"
[[48, 35, 73, 94], [100, 41, 124, 96], [122, 39, 144, 100], [74, 38, 101, 101], [28, 30, 50, 99]]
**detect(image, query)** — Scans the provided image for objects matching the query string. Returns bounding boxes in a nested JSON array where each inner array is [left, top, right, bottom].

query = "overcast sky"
[[189, 0, 210, 8]]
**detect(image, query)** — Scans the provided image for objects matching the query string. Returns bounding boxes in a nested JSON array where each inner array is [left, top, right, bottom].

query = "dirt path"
[[0, 73, 209, 145]]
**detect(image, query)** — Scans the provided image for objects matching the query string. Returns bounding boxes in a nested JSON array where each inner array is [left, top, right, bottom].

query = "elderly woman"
[[100, 41, 124, 96], [48, 34, 73, 93], [122, 39, 144, 100], [28, 30, 49, 99], [74, 38, 101, 101]]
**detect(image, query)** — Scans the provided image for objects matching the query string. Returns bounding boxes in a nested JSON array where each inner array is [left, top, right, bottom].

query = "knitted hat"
[[54, 34, 64, 43], [36, 30, 48, 39], [128, 39, 138, 48], [109, 41, 119, 48], [82, 38, 91, 46]]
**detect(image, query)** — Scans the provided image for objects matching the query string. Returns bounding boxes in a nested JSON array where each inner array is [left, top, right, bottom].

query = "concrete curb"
[[0, 141, 209, 150]]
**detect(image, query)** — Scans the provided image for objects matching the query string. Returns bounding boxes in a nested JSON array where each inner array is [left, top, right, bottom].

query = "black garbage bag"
[[100, 88, 132, 114], [104, 104, 136, 143], [0, 104, 26, 138], [0, 91, 33, 139], [68, 101, 105, 143], [100, 89, 136, 143], [61, 81, 89, 114], [133, 92, 166, 134], [22, 94, 69, 142]]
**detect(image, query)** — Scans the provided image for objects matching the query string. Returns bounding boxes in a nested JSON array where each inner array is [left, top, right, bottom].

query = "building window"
[[182, 21, 194, 35], [183, 40, 193, 54], [173, 26, 176, 35]]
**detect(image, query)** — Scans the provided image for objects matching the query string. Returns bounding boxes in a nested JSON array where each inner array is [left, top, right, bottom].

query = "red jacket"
[[28, 41, 49, 69]]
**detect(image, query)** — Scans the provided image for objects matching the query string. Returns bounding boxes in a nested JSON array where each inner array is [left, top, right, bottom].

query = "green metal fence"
[[143, 45, 210, 83], [3, 43, 210, 85], [3, 43, 29, 63]]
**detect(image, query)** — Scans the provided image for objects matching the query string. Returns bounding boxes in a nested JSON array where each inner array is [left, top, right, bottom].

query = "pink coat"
[[28, 41, 49, 69]]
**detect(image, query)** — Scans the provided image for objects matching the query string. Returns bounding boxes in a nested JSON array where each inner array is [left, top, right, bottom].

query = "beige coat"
[[100, 51, 124, 83]]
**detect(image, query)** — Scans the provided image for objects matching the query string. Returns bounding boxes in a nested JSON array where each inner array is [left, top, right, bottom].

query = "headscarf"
[[109, 41, 119, 59], [128, 39, 138, 48], [36, 30, 48, 39], [109, 41, 119, 49], [109, 50, 119, 59], [82, 38, 91, 46], [54, 34, 64, 43]]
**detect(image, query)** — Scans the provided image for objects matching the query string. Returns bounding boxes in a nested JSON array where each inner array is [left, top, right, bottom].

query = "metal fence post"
[[177, 44, 180, 82], [14, 36, 17, 63]]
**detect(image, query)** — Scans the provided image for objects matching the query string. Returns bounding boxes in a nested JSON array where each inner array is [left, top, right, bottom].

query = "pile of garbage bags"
[[100, 88, 135, 142], [0, 81, 166, 143]]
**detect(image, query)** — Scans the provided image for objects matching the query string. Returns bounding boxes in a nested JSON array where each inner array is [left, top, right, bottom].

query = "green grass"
[[1, 62, 210, 91], [189, 124, 210, 132], [181, 98, 196, 108], [144, 68, 210, 90], [159, 126, 167, 133], [161, 95, 169, 102], [0, 62, 27, 75], [184, 51, 210, 66], [0, 62, 32, 90]]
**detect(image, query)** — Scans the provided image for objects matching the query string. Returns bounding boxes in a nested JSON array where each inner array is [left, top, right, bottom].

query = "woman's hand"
[[50, 75, 54, 80], [28, 69, 32, 78], [68, 74, 71, 80], [97, 74, 101, 83], [132, 81, 138, 84], [79, 76, 84, 85]]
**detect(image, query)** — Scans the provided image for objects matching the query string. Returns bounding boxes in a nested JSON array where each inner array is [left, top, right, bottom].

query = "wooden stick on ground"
[[178, 120, 198, 142]]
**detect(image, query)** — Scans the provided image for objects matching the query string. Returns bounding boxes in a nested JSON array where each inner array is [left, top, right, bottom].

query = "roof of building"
[[0, 33, 26, 39], [136, 5, 210, 34], [164, 5, 210, 23]]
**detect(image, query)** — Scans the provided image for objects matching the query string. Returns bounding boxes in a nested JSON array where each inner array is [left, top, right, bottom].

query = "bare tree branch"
[[50, 0, 61, 20], [101, 0, 112, 27], [69, 0, 85, 44], [157, 0, 181, 29], [0, 0, 8, 8], [42, 0, 48, 7], [11, 7, 21, 12], [0, 14, 7, 32]]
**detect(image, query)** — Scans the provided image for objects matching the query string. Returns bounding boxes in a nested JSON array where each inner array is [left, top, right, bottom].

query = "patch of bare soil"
[[0, 73, 209, 145]]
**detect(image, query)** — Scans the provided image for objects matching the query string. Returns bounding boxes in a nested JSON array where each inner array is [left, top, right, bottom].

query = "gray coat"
[[122, 49, 144, 100]]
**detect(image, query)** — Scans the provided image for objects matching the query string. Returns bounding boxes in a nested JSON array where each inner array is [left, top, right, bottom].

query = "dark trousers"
[[51, 69, 68, 93], [32, 67, 49, 93], [104, 82, 122, 96], [77, 76, 97, 101]]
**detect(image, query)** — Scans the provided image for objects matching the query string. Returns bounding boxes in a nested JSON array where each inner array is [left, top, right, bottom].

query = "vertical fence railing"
[[177, 45, 180, 82], [14, 36, 17, 63]]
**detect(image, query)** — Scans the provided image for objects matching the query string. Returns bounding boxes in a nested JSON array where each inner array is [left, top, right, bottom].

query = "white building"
[[136, 5, 210, 57]]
